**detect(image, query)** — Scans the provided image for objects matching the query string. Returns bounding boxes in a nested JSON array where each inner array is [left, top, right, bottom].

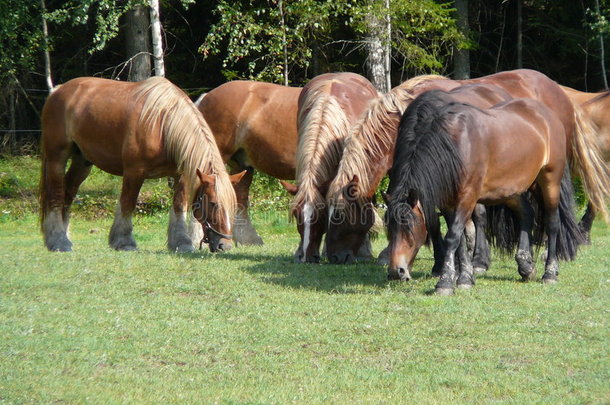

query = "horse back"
[[199, 80, 302, 178]]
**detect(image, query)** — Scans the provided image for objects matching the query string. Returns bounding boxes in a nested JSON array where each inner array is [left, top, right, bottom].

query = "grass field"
[[1, 156, 609, 403]]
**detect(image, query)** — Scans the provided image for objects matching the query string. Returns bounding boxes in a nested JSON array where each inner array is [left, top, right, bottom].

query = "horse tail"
[[554, 165, 587, 260], [571, 104, 610, 222]]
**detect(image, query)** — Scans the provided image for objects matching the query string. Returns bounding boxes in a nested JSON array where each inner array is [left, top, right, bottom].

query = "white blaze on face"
[[328, 205, 335, 227], [302, 203, 314, 256]]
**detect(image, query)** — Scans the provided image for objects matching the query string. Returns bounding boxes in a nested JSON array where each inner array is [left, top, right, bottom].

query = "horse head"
[[325, 175, 377, 264], [385, 189, 427, 281], [193, 169, 245, 252]]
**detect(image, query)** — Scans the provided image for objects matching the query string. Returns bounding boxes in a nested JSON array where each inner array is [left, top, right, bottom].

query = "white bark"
[[40, 0, 54, 92], [149, 0, 165, 77]]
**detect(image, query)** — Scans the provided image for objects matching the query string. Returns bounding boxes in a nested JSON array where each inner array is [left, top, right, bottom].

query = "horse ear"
[[280, 180, 298, 196], [196, 169, 215, 187], [407, 189, 419, 207], [381, 191, 392, 204], [229, 170, 247, 185], [343, 174, 360, 199]]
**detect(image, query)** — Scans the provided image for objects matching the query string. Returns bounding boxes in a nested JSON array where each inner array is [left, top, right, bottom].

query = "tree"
[[453, 0, 471, 79], [125, 4, 151, 81], [364, 0, 391, 92]]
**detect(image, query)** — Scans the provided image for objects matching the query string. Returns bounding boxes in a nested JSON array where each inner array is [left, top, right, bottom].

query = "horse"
[[559, 85, 610, 238], [40, 76, 244, 253], [325, 69, 609, 267], [196, 80, 302, 245], [278, 72, 379, 263], [385, 90, 585, 295]]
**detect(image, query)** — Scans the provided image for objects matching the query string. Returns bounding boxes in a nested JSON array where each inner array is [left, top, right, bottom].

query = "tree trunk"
[[125, 5, 151, 82], [453, 0, 470, 79], [279, 0, 289, 86], [365, 0, 391, 93], [149, 0, 165, 77], [40, 0, 53, 92], [595, 0, 608, 88]]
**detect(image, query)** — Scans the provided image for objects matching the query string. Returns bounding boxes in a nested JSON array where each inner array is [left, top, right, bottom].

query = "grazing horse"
[[385, 90, 585, 295], [560, 85, 610, 237], [196, 80, 302, 245], [326, 69, 609, 267], [279, 72, 379, 263], [40, 76, 243, 253]]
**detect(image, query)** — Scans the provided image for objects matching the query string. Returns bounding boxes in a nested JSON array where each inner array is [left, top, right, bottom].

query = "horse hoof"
[[473, 267, 487, 276], [542, 277, 558, 284], [174, 244, 195, 253], [520, 271, 537, 282], [435, 287, 454, 296], [457, 283, 473, 290]]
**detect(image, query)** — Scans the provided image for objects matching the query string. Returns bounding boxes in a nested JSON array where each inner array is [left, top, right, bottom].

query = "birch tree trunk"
[[595, 0, 608, 88], [454, 0, 470, 79], [149, 0, 165, 77], [516, 0, 522, 69], [125, 5, 151, 82], [365, 0, 391, 93], [279, 0, 289, 86], [40, 0, 53, 92]]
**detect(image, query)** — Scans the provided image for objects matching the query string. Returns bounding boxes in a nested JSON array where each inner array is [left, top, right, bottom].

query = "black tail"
[[554, 166, 587, 261]]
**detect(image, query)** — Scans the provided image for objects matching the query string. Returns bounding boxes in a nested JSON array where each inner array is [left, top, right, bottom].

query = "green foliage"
[[201, 0, 338, 83]]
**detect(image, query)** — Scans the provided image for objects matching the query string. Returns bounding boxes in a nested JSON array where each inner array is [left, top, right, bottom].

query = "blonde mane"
[[292, 79, 351, 214], [134, 77, 236, 218], [327, 74, 448, 211]]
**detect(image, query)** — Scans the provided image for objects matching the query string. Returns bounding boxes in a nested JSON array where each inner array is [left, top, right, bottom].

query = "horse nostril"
[[330, 255, 339, 264], [398, 267, 411, 281]]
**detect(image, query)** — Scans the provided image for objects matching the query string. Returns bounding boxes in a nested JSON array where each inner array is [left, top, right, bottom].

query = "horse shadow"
[[176, 249, 437, 293]]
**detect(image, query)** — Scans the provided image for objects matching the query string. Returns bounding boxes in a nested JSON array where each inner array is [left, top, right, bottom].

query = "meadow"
[[1, 156, 608, 404]]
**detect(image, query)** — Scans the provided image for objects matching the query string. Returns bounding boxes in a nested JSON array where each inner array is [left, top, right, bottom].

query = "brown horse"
[[385, 90, 585, 295], [279, 72, 379, 263], [560, 85, 610, 236], [326, 69, 609, 265], [40, 76, 243, 253], [196, 80, 302, 245]]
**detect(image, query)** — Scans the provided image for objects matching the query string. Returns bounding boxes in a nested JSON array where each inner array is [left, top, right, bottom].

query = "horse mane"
[[327, 74, 448, 212], [388, 90, 465, 237], [292, 79, 350, 214], [133, 77, 236, 218]]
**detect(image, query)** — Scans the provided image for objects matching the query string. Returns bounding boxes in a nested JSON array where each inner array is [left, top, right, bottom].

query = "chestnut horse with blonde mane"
[[40, 76, 243, 253], [279, 72, 379, 263], [196, 80, 301, 245], [326, 69, 610, 265], [560, 85, 610, 237], [385, 90, 585, 295]]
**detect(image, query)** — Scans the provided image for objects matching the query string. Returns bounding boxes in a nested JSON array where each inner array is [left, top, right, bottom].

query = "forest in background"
[[1, 0, 609, 154]]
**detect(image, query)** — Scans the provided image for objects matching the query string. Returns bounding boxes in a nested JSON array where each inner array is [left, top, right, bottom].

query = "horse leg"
[[456, 232, 475, 289], [471, 203, 491, 275], [431, 213, 448, 277], [63, 153, 93, 231], [541, 207, 560, 284], [231, 166, 263, 245], [167, 176, 195, 253], [109, 174, 144, 251], [507, 195, 537, 281], [578, 202, 595, 244], [435, 209, 471, 296], [41, 146, 73, 252]]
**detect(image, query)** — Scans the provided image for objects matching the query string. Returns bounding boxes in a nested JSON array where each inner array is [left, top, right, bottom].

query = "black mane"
[[387, 90, 468, 237]]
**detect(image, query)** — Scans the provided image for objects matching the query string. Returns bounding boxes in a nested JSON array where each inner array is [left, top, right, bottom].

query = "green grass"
[[0, 156, 609, 404]]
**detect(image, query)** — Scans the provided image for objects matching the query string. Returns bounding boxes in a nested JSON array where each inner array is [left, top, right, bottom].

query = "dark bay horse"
[[280, 72, 379, 263], [326, 69, 609, 266], [386, 90, 585, 295], [40, 76, 243, 253], [196, 80, 302, 245], [560, 85, 610, 237]]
